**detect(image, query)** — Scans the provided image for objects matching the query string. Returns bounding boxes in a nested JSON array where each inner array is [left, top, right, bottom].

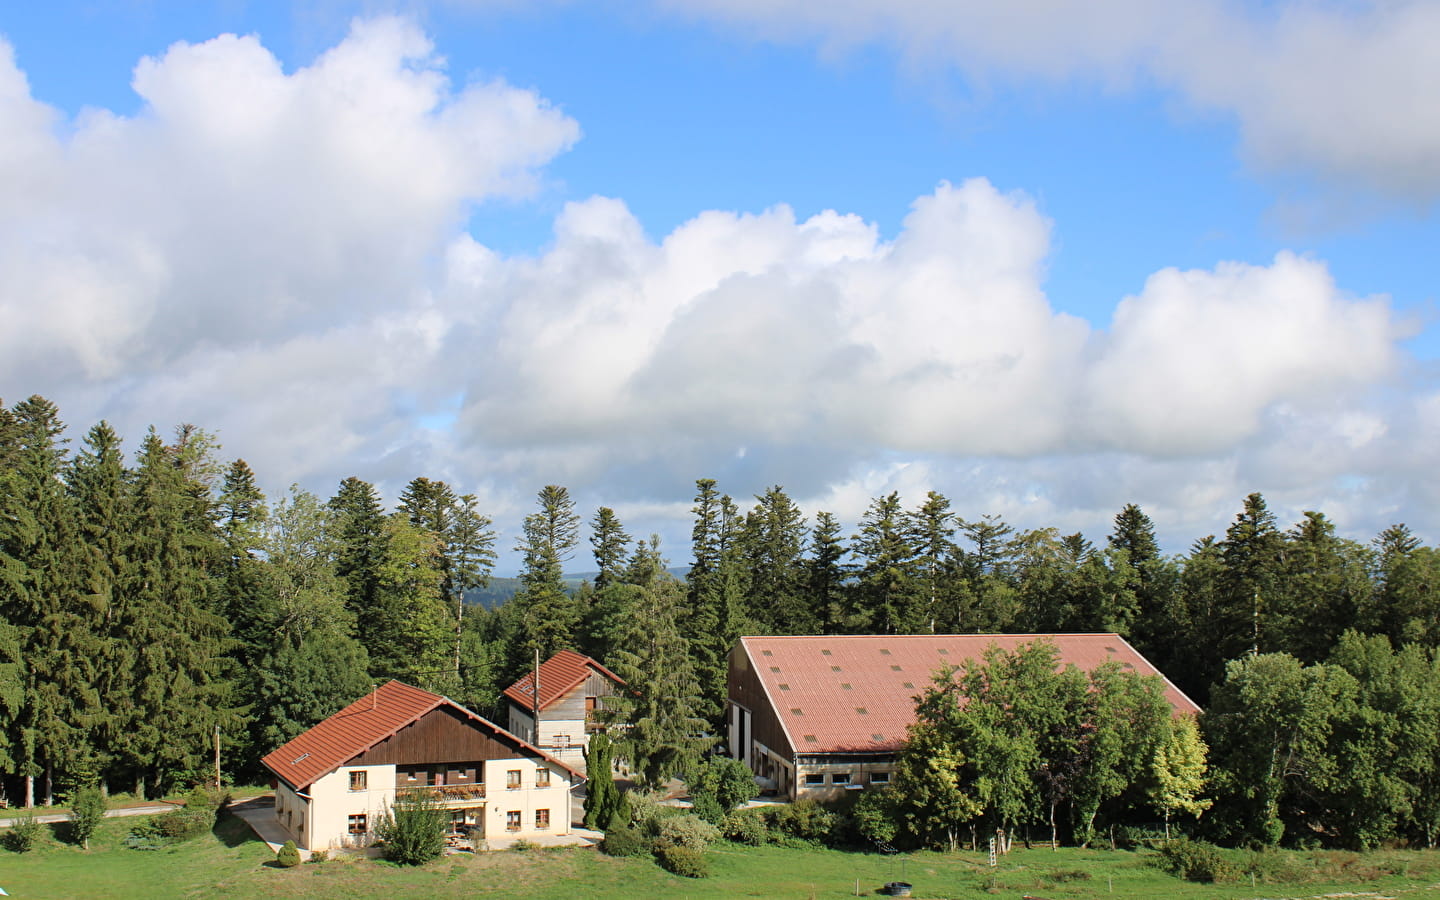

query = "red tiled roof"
[[262, 680, 584, 790], [739, 634, 1200, 756], [503, 649, 624, 711]]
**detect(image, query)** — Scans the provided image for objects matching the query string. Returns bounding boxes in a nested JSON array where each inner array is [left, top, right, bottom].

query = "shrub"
[[1156, 838, 1232, 883], [851, 788, 899, 846], [657, 813, 720, 850], [721, 809, 770, 846], [4, 811, 44, 853], [655, 841, 709, 878], [628, 794, 670, 837], [374, 790, 447, 865], [765, 798, 839, 845], [690, 794, 725, 824], [599, 826, 648, 858], [67, 786, 108, 849], [686, 757, 759, 823], [307, 849, 330, 863], [275, 840, 302, 867], [510, 838, 540, 852]]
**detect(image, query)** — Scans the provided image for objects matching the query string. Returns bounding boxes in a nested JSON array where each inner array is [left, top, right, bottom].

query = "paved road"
[[0, 801, 180, 828]]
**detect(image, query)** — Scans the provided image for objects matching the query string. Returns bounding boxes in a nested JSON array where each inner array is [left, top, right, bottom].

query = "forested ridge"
[[4, 395, 1440, 850]]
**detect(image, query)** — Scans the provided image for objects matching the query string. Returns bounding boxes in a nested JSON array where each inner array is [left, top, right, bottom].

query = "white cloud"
[[656, 0, 1440, 198], [0, 15, 577, 401], [0, 15, 1431, 564]]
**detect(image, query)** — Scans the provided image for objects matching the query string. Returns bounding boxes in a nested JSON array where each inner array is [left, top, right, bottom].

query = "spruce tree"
[[738, 486, 808, 634], [113, 430, 235, 796], [807, 511, 849, 634], [849, 493, 920, 634], [906, 491, 959, 633], [684, 480, 746, 724], [511, 485, 581, 664], [327, 477, 390, 655], [605, 574, 711, 789], [589, 507, 631, 590]]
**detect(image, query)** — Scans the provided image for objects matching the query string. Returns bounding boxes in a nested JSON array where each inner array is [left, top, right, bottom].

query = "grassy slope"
[[6, 813, 1440, 899]]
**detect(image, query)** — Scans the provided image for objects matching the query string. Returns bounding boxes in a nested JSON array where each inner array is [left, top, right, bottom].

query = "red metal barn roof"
[[503, 649, 625, 711], [737, 634, 1200, 756], [261, 680, 583, 790]]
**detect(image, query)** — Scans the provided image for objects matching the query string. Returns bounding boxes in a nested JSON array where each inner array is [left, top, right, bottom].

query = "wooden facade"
[[728, 642, 795, 762], [350, 707, 517, 768]]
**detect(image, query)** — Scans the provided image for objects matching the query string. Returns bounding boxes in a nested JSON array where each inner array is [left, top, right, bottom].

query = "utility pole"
[[214, 725, 221, 788], [533, 647, 542, 745]]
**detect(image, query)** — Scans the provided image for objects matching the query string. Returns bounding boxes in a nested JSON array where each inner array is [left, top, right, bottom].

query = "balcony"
[[401, 784, 487, 802]]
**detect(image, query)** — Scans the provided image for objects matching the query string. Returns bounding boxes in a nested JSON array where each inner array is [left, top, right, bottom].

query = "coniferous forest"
[[5, 394, 1440, 851]]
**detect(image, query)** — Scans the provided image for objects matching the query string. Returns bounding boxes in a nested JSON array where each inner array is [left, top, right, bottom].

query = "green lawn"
[[6, 812, 1440, 899]]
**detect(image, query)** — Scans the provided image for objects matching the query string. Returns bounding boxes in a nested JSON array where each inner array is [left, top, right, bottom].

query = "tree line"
[[4, 395, 1440, 850]]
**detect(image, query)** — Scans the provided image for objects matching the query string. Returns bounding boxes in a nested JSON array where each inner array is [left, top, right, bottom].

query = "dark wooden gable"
[[728, 644, 794, 762], [348, 705, 532, 767]]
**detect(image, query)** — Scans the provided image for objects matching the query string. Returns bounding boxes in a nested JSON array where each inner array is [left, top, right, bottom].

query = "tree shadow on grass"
[[214, 812, 258, 849]]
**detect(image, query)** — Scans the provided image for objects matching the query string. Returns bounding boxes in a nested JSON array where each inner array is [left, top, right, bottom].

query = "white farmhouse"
[[262, 680, 581, 851]]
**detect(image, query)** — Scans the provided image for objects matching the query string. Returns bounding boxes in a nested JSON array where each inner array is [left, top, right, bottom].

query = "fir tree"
[[605, 575, 711, 789], [590, 507, 631, 590]]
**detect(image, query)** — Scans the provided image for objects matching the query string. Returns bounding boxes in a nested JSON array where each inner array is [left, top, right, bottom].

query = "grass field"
[[6, 810, 1440, 899]]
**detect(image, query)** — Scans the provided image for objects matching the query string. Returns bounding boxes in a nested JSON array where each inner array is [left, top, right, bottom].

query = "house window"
[[348, 814, 367, 834], [804, 773, 824, 786], [831, 773, 851, 785], [536, 768, 551, 788], [507, 769, 522, 789], [869, 771, 891, 785], [349, 770, 367, 791], [535, 808, 550, 829], [506, 810, 522, 831], [553, 734, 570, 748]]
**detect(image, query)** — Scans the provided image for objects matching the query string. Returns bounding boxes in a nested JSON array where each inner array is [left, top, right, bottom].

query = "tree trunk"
[[44, 764, 53, 807], [23, 773, 34, 808]]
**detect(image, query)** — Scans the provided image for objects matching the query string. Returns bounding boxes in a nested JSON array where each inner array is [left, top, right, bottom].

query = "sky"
[[1, 0, 1438, 573]]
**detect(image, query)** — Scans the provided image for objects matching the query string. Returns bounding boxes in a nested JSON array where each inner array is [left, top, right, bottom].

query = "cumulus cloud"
[[0, 16, 577, 482], [655, 0, 1440, 199], [445, 178, 1401, 466], [0, 16, 1428, 561]]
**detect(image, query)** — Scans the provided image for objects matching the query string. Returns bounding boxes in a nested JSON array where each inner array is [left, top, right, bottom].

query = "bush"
[[275, 840, 302, 867], [374, 790, 447, 865], [68, 786, 108, 849], [851, 788, 898, 846], [1156, 838, 1232, 883], [655, 841, 709, 878], [307, 849, 330, 863], [4, 811, 44, 853], [721, 809, 770, 846], [124, 783, 227, 849], [657, 813, 720, 850], [628, 794, 670, 837], [686, 757, 759, 823], [510, 838, 540, 852], [599, 826, 648, 858], [765, 798, 839, 845]]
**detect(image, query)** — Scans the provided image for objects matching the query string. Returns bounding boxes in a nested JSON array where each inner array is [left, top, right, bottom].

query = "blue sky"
[[2, 0, 1438, 571]]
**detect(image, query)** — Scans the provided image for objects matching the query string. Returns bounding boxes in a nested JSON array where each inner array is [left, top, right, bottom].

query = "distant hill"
[[464, 567, 690, 609]]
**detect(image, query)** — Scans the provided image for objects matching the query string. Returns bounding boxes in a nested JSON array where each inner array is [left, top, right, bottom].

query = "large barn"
[[727, 634, 1200, 800]]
